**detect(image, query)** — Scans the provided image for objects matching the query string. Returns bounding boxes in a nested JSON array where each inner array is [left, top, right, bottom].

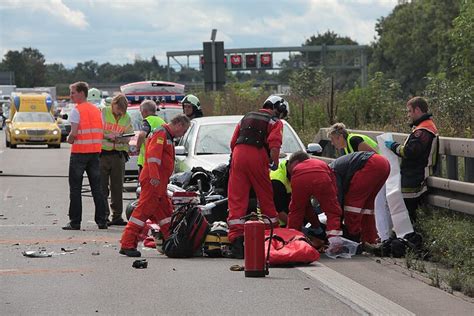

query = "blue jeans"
[[68, 153, 106, 226]]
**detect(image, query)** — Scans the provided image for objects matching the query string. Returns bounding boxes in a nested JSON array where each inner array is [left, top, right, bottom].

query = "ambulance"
[[4, 93, 61, 148]]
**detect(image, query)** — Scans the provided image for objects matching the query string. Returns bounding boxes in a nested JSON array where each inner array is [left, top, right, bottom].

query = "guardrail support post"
[[465, 157, 474, 183], [446, 155, 458, 180]]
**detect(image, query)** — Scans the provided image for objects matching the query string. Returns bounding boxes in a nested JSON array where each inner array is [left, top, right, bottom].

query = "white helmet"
[[264, 95, 289, 118]]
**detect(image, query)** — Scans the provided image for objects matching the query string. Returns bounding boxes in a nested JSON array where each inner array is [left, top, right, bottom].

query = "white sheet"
[[377, 133, 414, 238]]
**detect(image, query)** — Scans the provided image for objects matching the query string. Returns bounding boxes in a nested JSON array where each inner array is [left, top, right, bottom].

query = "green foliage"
[[195, 81, 267, 117], [336, 72, 405, 129], [448, 1, 474, 80], [289, 67, 326, 98], [417, 208, 474, 296], [0, 47, 46, 87], [423, 73, 473, 137], [371, 0, 461, 94]]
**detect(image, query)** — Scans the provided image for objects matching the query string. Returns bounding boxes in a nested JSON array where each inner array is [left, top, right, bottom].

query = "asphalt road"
[[0, 134, 472, 315]]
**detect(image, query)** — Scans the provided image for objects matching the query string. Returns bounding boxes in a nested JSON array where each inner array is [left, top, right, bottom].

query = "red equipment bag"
[[264, 228, 320, 265]]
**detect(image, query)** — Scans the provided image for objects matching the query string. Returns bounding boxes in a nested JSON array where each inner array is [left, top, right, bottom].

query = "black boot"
[[231, 236, 244, 259]]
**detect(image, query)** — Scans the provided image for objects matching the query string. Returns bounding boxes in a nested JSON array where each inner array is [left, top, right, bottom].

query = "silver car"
[[174, 115, 320, 173]]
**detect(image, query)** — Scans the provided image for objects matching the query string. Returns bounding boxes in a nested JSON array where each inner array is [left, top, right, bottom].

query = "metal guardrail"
[[313, 128, 474, 216]]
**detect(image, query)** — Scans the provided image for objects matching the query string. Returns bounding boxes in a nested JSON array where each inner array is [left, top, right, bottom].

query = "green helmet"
[[181, 94, 201, 111], [87, 88, 101, 101]]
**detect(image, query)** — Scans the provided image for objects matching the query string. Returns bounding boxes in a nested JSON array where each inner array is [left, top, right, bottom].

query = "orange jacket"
[[71, 102, 103, 153], [139, 124, 175, 195]]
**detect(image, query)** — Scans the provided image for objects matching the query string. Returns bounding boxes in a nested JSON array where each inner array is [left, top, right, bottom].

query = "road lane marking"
[[0, 268, 93, 276], [0, 236, 118, 245], [298, 263, 414, 315]]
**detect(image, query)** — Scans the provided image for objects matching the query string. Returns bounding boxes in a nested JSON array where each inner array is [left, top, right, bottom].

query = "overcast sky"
[[0, 0, 397, 69]]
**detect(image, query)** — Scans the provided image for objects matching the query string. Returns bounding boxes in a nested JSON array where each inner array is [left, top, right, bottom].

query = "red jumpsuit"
[[287, 159, 343, 238], [121, 125, 175, 249], [227, 109, 282, 242], [343, 154, 390, 243]]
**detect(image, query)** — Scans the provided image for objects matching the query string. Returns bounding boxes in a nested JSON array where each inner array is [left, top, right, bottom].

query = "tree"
[[370, 0, 461, 95], [278, 31, 361, 89], [1, 48, 46, 87], [448, 1, 474, 80]]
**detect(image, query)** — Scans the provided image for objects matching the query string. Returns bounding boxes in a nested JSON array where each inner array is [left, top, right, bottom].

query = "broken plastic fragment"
[[22, 251, 52, 258], [61, 247, 77, 252]]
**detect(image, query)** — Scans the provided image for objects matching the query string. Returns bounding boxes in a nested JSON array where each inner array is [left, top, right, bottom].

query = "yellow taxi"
[[4, 93, 61, 148]]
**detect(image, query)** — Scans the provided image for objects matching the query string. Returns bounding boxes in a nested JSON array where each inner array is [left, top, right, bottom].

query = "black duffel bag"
[[163, 204, 210, 258]]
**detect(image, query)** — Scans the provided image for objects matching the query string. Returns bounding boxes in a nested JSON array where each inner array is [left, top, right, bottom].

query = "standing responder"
[[385, 97, 439, 223], [100, 94, 134, 226], [63, 81, 107, 230], [119, 114, 190, 257], [136, 100, 165, 176], [181, 94, 203, 120], [227, 95, 288, 259], [329, 151, 390, 244]]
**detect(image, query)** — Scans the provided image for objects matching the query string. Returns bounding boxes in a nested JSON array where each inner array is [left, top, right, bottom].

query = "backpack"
[[203, 221, 232, 257], [163, 203, 210, 258]]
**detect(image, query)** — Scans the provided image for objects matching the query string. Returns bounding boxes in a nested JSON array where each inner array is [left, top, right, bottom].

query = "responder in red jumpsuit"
[[227, 95, 288, 259], [119, 114, 191, 257], [329, 151, 390, 244], [286, 151, 343, 245]]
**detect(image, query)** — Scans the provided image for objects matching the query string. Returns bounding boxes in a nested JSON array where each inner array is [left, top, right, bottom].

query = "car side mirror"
[[307, 143, 323, 155], [175, 145, 187, 155]]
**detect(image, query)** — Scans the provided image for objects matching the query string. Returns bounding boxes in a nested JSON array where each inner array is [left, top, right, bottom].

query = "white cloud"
[[1, 0, 88, 29]]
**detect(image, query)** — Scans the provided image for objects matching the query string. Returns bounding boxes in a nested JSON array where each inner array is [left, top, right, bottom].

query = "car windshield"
[[195, 123, 236, 155], [281, 125, 303, 153], [194, 121, 302, 155], [13, 112, 54, 123], [157, 108, 182, 122], [127, 108, 143, 131]]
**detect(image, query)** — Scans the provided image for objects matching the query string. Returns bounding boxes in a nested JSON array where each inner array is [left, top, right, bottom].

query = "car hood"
[[13, 122, 58, 129], [186, 154, 230, 172]]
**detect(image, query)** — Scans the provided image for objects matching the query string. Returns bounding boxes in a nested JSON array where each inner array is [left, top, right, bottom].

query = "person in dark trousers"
[[384, 97, 439, 222], [100, 94, 134, 226], [63, 81, 107, 230]]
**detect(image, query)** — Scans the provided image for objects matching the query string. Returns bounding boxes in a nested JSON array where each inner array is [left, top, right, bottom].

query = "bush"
[[417, 208, 474, 296]]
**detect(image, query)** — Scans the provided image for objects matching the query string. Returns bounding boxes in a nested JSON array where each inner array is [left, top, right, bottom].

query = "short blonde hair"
[[327, 122, 348, 138], [111, 94, 129, 111]]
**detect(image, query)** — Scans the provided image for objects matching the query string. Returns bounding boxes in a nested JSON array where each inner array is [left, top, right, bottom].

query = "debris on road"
[[61, 247, 77, 253], [230, 264, 244, 271], [22, 251, 52, 258], [132, 259, 148, 269]]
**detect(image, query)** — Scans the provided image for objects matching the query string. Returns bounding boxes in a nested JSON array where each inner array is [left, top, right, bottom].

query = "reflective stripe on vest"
[[270, 160, 291, 193], [414, 119, 439, 180], [71, 102, 103, 153], [101, 107, 132, 152], [138, 115, 166, 167], [344, 133, 379, 154]]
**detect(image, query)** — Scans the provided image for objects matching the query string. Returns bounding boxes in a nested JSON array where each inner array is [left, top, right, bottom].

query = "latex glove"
[[269, 162, 278, 171], [384, 140, 395, 150], [150, 178, 160, 186]]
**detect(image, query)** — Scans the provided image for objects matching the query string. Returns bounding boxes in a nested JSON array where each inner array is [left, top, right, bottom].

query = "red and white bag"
[[264, 228, 320, 265]]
